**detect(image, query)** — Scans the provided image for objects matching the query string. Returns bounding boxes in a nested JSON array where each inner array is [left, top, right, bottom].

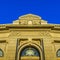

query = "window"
[[0, 49, 4, 57], [20, 46, 40, 56], [57, 49, 60, 57]]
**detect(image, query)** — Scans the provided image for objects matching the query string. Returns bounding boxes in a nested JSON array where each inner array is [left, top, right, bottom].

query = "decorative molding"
[[13, 14, 47, 25], [0, 40, 6, 43], [54, 40, 60, 43]]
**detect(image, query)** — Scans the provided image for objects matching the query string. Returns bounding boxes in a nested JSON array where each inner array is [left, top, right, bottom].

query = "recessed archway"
[[19, 45, 42, 60]]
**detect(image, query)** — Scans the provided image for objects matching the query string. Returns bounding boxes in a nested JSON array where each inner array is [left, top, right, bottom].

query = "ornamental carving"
[[13, 14, 47, 25]]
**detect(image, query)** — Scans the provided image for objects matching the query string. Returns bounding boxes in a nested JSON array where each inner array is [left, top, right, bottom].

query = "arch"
[[20, 46, 40, 56], [18, 43, 43, 60], [0, 49, 4, 57], [56, 49, 60, 57], [18, 42, 42, 52]]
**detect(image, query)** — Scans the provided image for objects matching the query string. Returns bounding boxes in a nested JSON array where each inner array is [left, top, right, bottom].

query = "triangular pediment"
[[13, 14, 47, 25]]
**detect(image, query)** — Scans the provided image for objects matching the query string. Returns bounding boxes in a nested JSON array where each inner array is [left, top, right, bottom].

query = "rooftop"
[[0, 14, 60, 30]]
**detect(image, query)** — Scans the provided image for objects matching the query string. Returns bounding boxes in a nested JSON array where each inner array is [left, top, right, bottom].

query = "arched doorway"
[[19, 46, 41, 60]]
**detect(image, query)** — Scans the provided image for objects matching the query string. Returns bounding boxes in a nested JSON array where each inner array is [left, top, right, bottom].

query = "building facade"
[[0, 14, 60, 60]]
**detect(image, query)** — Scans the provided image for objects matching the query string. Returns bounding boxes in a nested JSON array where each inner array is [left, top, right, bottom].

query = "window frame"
[[0, 49, 4, 57], [56, 49, 60, 57], [20, 46, 40, 56]]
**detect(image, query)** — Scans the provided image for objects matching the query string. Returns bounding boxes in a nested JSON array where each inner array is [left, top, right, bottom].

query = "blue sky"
[[0, 0, 60, 24]]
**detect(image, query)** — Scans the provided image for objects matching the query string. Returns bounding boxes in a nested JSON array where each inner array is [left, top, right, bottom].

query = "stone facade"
[[0, 14, 60, 60]]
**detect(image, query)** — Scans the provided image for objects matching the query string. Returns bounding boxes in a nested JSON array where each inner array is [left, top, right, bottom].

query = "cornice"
[[0, 24, 60, 30]]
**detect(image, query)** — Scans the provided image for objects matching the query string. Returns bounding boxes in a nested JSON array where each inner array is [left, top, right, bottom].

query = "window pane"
[[0, 49, 3, 57], [57, 49, 60, 57], [57, 50, 60, 57], [21, 46, 40, 56]]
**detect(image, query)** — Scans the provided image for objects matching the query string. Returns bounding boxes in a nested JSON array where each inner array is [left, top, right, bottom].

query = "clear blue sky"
[[0, 0, 60, 24]]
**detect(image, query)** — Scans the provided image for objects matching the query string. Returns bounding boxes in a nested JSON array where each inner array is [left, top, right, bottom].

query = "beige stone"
[[0, 14, 60, 60]]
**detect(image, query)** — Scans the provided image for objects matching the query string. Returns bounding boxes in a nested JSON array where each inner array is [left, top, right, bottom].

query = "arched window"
[[0, 49, 4, 57], [57, 49, 60, 57], [20, 46, 40, 56]]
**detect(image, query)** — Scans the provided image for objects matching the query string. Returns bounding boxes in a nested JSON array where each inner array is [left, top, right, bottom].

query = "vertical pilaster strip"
[[41, 39, 45, 60], [15, 39, 18, 60]]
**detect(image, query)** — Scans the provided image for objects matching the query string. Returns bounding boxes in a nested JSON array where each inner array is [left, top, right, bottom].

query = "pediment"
[[13, 14, 47, 25]]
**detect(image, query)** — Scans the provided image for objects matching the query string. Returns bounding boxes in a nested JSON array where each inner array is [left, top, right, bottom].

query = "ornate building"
[[0, 14, 60, 60]]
